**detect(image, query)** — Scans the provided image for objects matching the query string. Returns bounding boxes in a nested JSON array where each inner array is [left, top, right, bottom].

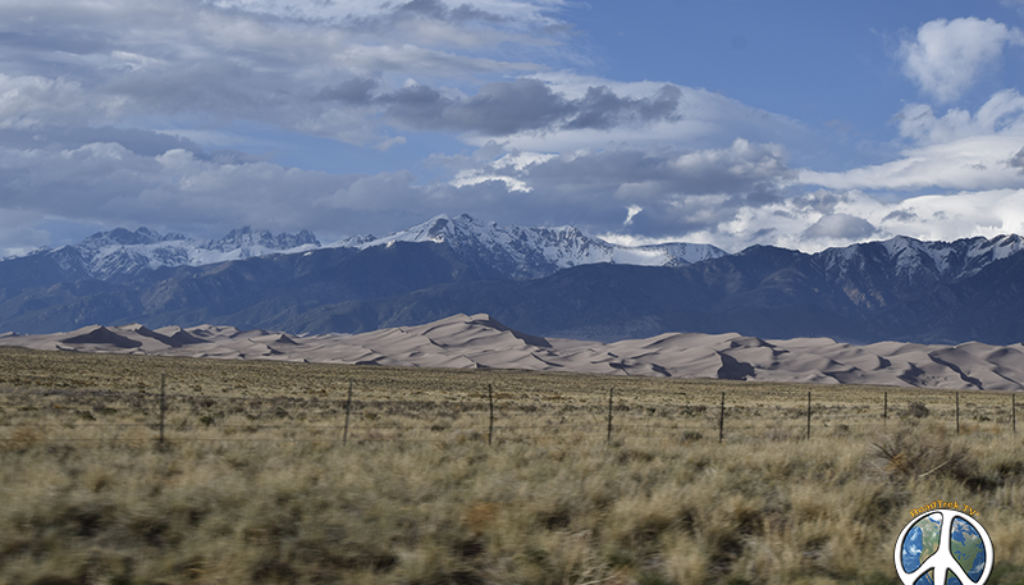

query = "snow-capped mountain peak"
[[43, 226, 322, 280], [12, 217, 1021, 286], [76, 227, 185, 252], [212, 226, 319, 252], [341, 214, 728, 278], [822, 233, 1024, 281], [5, 217, 727, 283]]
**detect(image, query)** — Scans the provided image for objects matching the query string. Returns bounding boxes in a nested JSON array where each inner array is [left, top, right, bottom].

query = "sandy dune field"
[[2, 314, 1023, 390]]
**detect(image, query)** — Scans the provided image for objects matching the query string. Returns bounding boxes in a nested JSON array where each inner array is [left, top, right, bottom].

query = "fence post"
[[488, 384, 494, 446], [1014, 394, 1017, 434], [883, 391, 888, 425], [607, 388, 614, 444], [343, 381, 353, 446], [159, 373, 166, 447], [719, 392, 725, 443], [956, 392, 960, 435], [806, 391, 812, 440]]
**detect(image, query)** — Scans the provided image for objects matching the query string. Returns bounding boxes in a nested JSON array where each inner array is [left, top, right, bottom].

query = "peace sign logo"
[[895, 509, 993, 585]]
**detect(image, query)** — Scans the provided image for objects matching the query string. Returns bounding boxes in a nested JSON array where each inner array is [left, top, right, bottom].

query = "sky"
[[3, 0, 1024, 255]]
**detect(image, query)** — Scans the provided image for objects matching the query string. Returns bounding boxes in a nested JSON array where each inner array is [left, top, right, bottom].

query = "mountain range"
[[4, 215, 725, 284], [1, 214, 1023, 345]]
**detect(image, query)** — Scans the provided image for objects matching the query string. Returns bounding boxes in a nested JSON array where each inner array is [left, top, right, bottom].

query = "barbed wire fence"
[[0, 378, 1020, 449]]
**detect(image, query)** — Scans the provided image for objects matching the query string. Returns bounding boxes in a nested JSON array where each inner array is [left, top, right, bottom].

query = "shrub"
[[872, 423, 974, 481], [903, 401, 930, 419]]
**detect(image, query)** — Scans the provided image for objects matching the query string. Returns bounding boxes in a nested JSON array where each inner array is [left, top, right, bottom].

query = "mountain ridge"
[[1, 215, 1023, 345], [3, 214, 730, 283], [6, 214, 1023, 286], [337, 214, 729, 279]]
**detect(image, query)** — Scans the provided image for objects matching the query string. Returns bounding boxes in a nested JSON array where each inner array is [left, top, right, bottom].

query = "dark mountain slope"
[[1, 232, 1023, 344], [266, 244, 1023, 344], [0, 242, 494, 333]]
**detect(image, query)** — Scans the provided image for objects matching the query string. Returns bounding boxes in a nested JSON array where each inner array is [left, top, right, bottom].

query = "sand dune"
[[2, 313, 1023, 390]]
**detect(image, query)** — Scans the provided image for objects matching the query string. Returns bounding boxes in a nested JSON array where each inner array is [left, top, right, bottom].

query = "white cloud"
[[4, 132, 1023, 256], [374, 136, 407, 152], [897, 90, 1024, 144], [0, 142, 419, 239], [899, 17, 1024, 103], [450, 173, 533, 192], [799, 135, 1024, 191], [473, 73, 807, 152], [0, 74, 123, 129], [597, 189, 1024, 254], [5, 0, 1024, 261], [800, 91, 1024, 192], [206, 0, 568, 38], [802, 214, 877, 240], [624, 205, 642, 226], [872, 189, 1024, 241], [0, 0, 558, 146], [0, 134, 802, 250]]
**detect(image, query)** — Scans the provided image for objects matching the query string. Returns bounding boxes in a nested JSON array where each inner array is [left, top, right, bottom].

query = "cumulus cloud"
[[899, 17, 1024, 103], [0, 74, 123, 129], [442, 138, 799, 239], [383, 79, 574, 135], [802, 214, 878, 240], [456, 139, 794, 204], [800, 91, 1024, 192], [0, 132, 802, 250], [0, 0, 557, 145], [896, 90, 1024, 145], [799, 135, 1024, 191], [2, 0, 785, 150], [0, 0, 813, 256], [1010, 146, 1024, 171], [0, 141, 422, 240], [320, 78, 685, 137], [0, 125, 208, 159], [3, 130, 1022, 257], [482, 73, 808, 153], [208, 0, 566, 45], [624, 205, 642, 226], [562, 85, 682, 130], [601, 188, 1024, 254], [4, 0, 1021, 261]]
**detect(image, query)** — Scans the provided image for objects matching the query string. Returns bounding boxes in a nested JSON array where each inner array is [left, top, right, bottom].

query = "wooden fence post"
[[159, 373, 167, 446], [718, 392, 725, 443], [956, 392, 960, 435], [488, 384, 494, 446], [883, 391, 888, 425], [343, 381, 353, 446], [607, 388, 614, 444], [806, 391, 812, 440]]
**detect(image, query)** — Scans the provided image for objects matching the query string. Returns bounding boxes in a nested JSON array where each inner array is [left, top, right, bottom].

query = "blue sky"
[[3, 0, 1024, 255]]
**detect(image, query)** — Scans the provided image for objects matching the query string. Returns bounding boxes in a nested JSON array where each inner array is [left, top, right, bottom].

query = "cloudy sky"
[[3, 0, 1024, 255]]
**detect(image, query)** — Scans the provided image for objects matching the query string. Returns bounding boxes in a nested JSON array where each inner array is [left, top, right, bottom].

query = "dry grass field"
[[2, 346, 1024, 585]]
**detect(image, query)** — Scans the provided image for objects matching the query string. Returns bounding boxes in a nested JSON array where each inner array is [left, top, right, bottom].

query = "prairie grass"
[[0, 347, 1023, 584]]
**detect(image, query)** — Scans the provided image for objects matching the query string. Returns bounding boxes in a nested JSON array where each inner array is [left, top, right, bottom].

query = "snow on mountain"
[[1, 217, 726, 283], [9, 215, 1023, 285], [821, 233, 1024, 281], [51, 226, 321, 280], [332, 214, 729, 278]]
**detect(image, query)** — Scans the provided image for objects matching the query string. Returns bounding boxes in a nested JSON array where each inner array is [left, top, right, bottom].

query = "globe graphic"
[[900, 513, 987, 584]]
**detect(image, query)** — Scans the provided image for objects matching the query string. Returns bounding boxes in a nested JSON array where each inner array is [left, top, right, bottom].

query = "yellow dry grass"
[[1, 346, 1023, 585]]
